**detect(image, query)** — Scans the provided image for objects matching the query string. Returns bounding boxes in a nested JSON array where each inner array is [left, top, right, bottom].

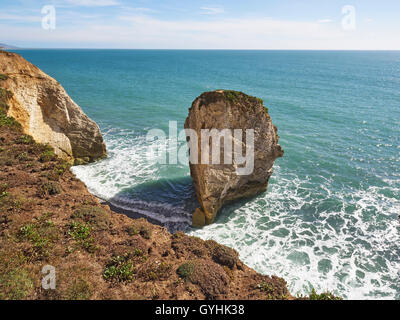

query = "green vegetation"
[[132, 248, 146, 258], [18, 214, 59, 260], [0, 103, 20, 129], [71, 205, 110, 231], [38, 181, 62, 197], [0, 192, 28, 213], [15, 135, 34, 145], [0, 183, 8, 194], [16, 152, 29, 162], [125, 225, 139, 236], [68, 221, 97, 253], [125, 221, 152, 239], [40, 149, 56, 162], [221, 90, 265, 108], [0, 74, 8, 81], [257, 281, 275, 293], [55, 161, 70, 175], [308, 288, 342, 300], [41, 160, 70, 181], [68, 221, 91, 241], [139, 261, 172, 281], [212, 245, 238, 269], [66, 278, 92, 300], [0, 88, 20, 130], [0, 114, 20, 129], [0, 88, 11, 100], [177, 261, 195, 280], [0, 268, 33, 300], [224, 90, 244, 103], [103, 255, 135, 282], [139, 224, 152, 239], [0, 88, 11, 111]]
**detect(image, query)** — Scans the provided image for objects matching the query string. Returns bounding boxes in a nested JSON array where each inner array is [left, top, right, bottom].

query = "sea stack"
[[0, 50, 106, 164], [184, 90, 283, 227]]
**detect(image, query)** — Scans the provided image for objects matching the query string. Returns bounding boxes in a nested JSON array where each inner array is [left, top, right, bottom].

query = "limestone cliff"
[[185, 90, 283, 226], [0, 50, 106, 164]]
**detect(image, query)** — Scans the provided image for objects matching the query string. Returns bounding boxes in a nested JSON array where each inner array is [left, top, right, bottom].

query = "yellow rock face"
[[0, 50, 106, 163], [192, 207, 206, 227], [185, 90, 284, 226]]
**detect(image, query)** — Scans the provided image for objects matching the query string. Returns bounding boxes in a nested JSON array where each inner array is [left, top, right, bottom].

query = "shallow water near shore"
[[14, 49, 400, 299]]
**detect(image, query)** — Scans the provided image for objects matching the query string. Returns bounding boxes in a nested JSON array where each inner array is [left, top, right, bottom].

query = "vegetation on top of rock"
[[0, 74, 8, 81], [220, 90, 264, 106]]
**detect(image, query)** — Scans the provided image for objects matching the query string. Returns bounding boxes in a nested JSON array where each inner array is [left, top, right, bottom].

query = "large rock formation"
[[185, 90, 283, 227], [0, 50, 106, 164]]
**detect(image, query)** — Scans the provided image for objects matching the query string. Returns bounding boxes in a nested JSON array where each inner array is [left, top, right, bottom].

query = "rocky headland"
[[0, 51, 106, 165]]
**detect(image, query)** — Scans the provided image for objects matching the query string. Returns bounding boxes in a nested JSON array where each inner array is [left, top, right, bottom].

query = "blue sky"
[[1, 0, 400, 49]]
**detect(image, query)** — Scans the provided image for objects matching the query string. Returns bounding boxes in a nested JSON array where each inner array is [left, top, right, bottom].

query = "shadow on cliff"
[[105, 176, 200, 233]]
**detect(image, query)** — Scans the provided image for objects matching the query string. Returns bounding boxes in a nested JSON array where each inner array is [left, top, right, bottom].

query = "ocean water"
[[14, 49, 400, 299]]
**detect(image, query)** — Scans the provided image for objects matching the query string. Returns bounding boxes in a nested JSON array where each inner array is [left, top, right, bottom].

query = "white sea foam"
[[71, 129, 193, 227], [72, 130, 400, 300], [189, 166, 400, 299]]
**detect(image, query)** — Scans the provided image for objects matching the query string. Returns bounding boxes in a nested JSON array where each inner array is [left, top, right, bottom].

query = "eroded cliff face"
[[0, 50, 106, 163], [184, 90, 283, 227]]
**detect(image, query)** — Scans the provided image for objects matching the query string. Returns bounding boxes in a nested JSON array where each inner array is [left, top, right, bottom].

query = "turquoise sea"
[[14, 50, 400, 299]]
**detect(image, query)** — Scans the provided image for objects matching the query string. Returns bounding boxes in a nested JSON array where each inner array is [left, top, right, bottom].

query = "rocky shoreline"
[[0, 51, 339, 300]]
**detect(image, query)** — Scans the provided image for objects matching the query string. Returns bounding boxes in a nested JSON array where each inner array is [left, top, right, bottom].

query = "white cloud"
[[317, 19, 333, 23], [200, 6, 225, 15], [2, 13, 399, 50], [0, 13, 41, 23], [64, 0, 120, 7]]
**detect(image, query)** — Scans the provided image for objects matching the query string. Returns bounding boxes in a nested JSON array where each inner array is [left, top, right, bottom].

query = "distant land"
[[0, 43, 19, 49]]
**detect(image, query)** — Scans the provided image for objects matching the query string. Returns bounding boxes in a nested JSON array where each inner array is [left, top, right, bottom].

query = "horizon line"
[[4, 48, 400, 51]]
